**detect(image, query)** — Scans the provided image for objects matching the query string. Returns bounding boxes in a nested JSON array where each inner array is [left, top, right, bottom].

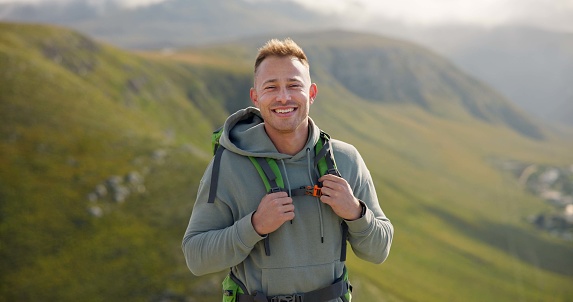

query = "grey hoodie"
[[182, 107, 393, 299]]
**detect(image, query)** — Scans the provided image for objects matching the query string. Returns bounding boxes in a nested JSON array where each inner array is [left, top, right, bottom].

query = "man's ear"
[[250, 88, 259, 107], [309, 83, 318, 105]]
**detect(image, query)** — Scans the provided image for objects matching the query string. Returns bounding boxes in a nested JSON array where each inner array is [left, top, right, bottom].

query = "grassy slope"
[[2, 22, 573, 301], [0, 22, 230, 301], [312, 84, 573, 301]]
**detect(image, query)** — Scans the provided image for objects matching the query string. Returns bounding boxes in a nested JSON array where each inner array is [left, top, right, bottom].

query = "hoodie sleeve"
[[334, 141, 394, 264], [181, 161, 265, 276], [346, 175, 394, 264]]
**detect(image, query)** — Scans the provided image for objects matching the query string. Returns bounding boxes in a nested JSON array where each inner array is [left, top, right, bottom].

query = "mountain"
[[2, 22, 573, 302], [380, 25, 573, 127], [0, 0, 124, 23], [0, 0, 340, 49], [184, 30, 546, 139], [3, 0, 571, 129]]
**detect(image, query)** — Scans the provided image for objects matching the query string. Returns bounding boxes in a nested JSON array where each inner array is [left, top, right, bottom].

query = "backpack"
[[210, 126, 353, 301], [207, 126, 349, 261]]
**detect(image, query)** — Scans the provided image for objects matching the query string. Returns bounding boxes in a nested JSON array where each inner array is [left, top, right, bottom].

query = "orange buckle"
[[305, 185, 322, 197]]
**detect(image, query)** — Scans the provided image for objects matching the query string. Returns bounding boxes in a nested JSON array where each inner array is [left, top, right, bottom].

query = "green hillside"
[[0, 22, 236, 301], [1, 22, 573, 302]]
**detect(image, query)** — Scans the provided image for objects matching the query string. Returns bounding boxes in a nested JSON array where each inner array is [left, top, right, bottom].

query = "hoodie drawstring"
[[307, 148, 324, 244], [280, 159, 292, 197], [280, 160, 293, 225]]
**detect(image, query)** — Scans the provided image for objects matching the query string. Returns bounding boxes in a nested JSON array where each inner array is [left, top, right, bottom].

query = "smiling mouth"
[[273, 108, 296, 114]]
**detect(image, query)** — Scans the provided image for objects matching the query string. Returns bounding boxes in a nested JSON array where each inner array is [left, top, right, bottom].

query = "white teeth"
[[275, 108, 294, 113]]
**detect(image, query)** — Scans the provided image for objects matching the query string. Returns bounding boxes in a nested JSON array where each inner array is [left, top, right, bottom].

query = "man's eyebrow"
[[287, 77, 304, 83], [261, 77, 303, 85], [261, 78, 278, 86]]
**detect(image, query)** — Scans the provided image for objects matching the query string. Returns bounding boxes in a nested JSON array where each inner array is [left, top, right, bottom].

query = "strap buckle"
[[269, 187, 282, 193], [327, 168, 341, 177], [270, 294, 303, 302], [304, 185, 322, 197]]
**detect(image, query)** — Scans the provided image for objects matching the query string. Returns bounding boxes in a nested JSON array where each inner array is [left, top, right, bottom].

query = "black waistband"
[[237, 277, 349, 302]]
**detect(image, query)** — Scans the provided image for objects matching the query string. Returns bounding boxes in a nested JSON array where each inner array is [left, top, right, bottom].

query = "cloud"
[[291, 0, 573, 31], [0, 0, 165, 8], [1, 0, 571, 31], [113, 0, 165, 8]]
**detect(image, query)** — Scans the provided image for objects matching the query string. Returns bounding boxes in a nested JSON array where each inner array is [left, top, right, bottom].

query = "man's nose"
[[277, 88, 291, 102]]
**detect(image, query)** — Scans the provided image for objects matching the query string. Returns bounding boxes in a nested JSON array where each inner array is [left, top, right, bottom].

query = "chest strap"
[[290, 185, 322, 197]]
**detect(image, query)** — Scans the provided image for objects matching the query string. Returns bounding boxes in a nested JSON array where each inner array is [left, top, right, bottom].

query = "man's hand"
[[252, 192, 294, 235], [319, 174, 362, 220]]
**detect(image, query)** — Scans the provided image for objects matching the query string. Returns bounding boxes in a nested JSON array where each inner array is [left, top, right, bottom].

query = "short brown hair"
[[254, 38, 309, 74]]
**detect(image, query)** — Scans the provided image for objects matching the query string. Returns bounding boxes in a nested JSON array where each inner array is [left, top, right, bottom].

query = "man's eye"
[[264, 86, 276, 90]]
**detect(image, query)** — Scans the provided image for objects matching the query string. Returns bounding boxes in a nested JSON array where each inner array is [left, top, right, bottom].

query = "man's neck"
[[265, 124, 310, 156]]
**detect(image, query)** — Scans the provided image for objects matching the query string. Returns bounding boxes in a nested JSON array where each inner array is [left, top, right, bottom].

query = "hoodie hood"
[[219, 107, 321, 160]]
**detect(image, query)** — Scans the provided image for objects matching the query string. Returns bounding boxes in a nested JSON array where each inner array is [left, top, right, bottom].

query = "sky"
[[1, 0, 572, 32], [291, 0, 573, 32]]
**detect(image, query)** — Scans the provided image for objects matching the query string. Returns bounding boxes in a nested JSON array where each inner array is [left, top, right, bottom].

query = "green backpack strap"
[[208, 145, 225, 204], [315, 131, 341, 177], [209, 126, 285, 199], [211, 126, 224, 155], [248, 156, 284, 257], [315, 131, 348, 262], [208, 127, 225, 204], [248, 157, 284, 193]]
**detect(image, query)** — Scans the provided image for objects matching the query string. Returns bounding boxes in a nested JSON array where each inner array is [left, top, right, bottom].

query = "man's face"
[[250, 56, 317, 138]]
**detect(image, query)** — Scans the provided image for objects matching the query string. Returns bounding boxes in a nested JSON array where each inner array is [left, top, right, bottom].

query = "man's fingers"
[[318, 174, 343, 183], [265, 191, 289, 200], [253, 193, 296, 235]]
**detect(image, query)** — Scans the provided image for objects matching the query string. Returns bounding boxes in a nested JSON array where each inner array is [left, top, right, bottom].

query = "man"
[[182, 38, 393, 302]]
